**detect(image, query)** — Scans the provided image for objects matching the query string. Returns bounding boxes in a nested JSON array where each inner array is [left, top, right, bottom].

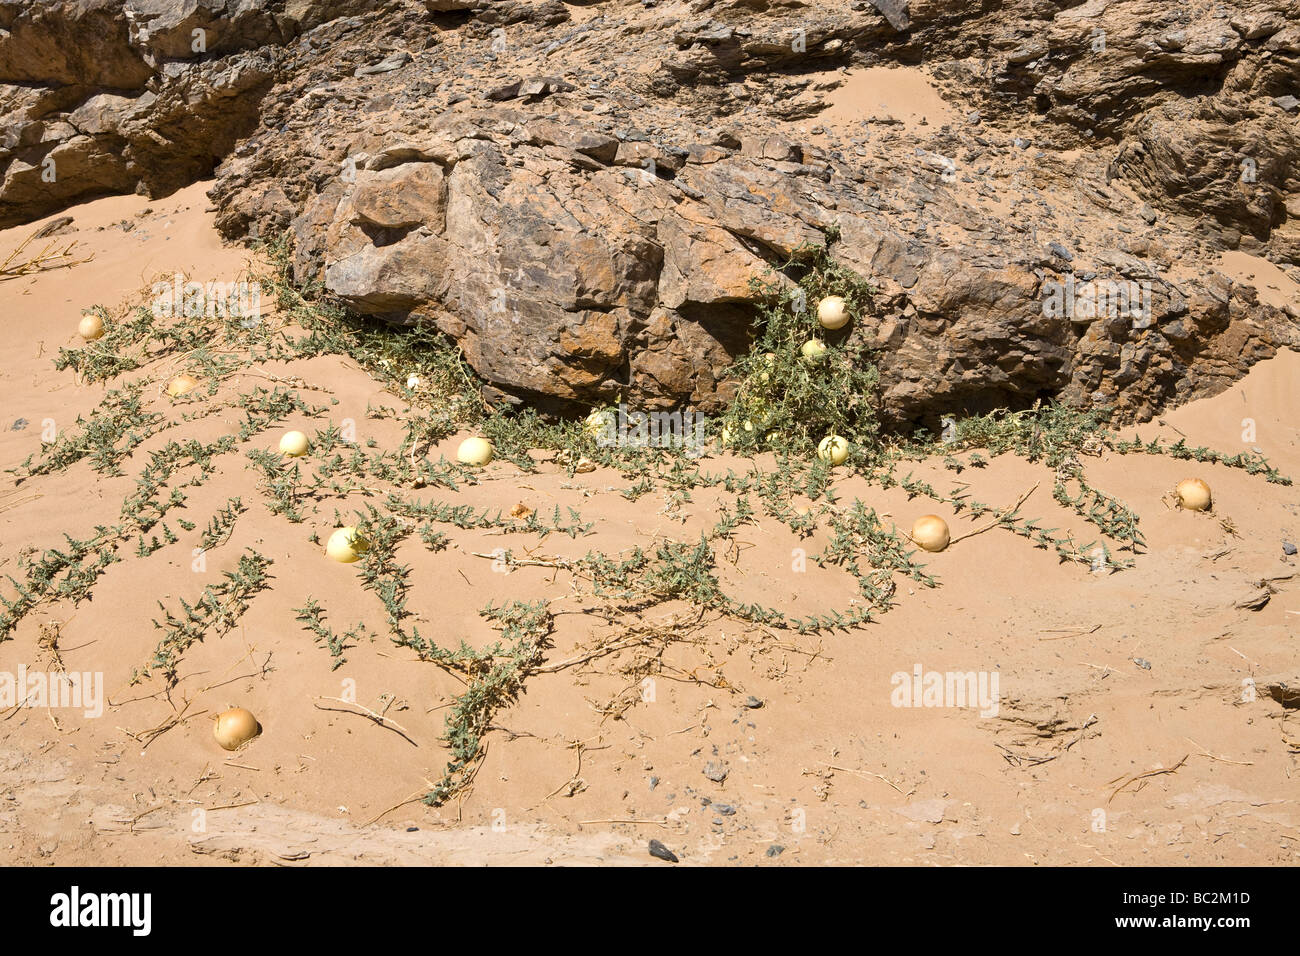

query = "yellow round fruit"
[[78, 314, 105, 340], [279, 430, 309, 457], [817, 435, 850, 465], [326, 526, 369, 563], [748, 398, 775, 428], [1175, 477, 1212, 512], [585, 408, 613, 437], [911, 514, 950, 552], [457, 436, 494, 466], [801, 339, 828, 362], [213, 707, 260, 751], [722, 421, 756, 448], [816, 295, 850, 331], [166, 373, 200, 397]]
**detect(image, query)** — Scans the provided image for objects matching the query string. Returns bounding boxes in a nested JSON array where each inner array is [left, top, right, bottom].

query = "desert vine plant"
[[423, 600, 553, 806], [899, 402, 1291, 561], [294, 597, 364, 671], [719, 242, 883, 461], [138, 550, 273, 685]]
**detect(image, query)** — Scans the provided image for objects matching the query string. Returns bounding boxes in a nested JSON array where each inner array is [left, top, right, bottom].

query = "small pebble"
[[648, 839, 679, 863], [766, 844, 785, 857], [1283, 541, 1296, 556]]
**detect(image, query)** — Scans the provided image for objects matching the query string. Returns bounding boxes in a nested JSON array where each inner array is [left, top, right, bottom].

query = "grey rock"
[[648, 839, 678, 862], [354, 51, 411, 77], [867, 0, 910, 31], [703, 760, 728, 783]]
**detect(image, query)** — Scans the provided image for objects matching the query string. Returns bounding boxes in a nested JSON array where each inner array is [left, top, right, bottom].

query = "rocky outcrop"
[[0, 0, 368, 225], [3, 0, 1298, 426]]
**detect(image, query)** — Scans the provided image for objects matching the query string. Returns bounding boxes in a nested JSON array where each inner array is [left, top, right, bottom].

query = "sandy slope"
[[0, 186, 1297, 867]]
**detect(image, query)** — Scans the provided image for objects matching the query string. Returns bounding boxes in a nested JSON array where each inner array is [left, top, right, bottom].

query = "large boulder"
[[1, 0, 1297, 426]]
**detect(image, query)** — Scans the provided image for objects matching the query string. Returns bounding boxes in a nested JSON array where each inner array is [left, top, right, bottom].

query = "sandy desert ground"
[[0, 163, 1298, 867]]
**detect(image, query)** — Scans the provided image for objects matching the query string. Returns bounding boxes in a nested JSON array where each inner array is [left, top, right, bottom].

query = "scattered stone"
[[867, 0, 910, 31], [354, 51, 411, 78], [1234, 586, 1272, 610], [486, 76, 575, 102], [648, 839, 678, 863], [703, 761, 728, 783], [1283, 541, 1296, 556], [1048, 242, 1074, 262], [766, 844, 785, 857], [30, 216, 75, 240], [743, 696, 763, 709]]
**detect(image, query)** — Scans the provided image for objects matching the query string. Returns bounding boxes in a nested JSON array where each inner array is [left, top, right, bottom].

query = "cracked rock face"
[[2, 0, 1298, 425]]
